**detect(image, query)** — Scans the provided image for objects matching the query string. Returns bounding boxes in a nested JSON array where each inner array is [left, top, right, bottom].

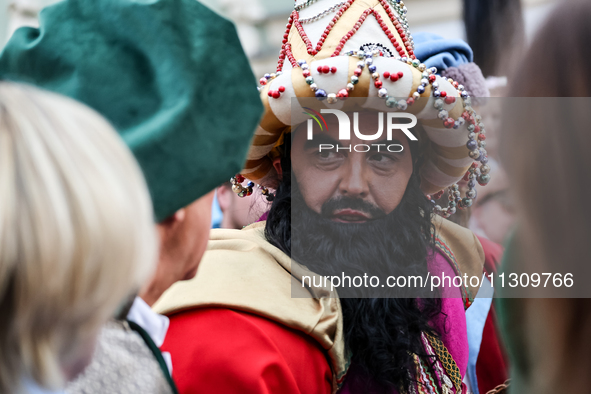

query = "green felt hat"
[[0, 0, 263, 221]]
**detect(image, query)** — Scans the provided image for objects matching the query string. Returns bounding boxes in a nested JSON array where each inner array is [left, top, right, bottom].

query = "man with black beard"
[[156, 113, 485, 394], [268, 137, 442, 391], [273, 120, 435, 301], [154, 1, 488, 393], [263, 113, 483, 393]]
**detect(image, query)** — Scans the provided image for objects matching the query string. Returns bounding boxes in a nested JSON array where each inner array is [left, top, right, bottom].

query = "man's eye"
[[313, 150, 344, 169], [317, 150, 340, 160], [369, 153, 391, 162]]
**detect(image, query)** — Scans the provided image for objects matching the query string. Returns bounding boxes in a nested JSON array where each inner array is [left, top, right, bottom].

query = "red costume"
[[162, 308, 332, 393]]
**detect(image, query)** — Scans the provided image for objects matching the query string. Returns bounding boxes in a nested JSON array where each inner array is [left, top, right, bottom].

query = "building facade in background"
[[3, 0, 553, 78]]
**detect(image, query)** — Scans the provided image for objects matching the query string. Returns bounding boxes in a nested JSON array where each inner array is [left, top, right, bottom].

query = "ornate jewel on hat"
[[236, 0, 490, 218], [230, 174, 275, 201]]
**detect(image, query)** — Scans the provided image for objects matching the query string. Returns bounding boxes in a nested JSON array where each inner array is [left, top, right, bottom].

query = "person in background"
[[0, 82, 157, 394], [463, 0, 524, 79], [0, 0, 263, 392], [216, 181, 272, 229], [498, 1, 591, 393], [469, 159, 514, 245]]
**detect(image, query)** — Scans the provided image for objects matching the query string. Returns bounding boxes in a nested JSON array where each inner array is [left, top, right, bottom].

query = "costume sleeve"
[[161, 307, 333, 394]]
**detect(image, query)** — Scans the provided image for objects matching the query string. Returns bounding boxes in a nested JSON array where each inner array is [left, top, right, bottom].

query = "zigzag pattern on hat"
[[242, 0, 490, 218], [278, 0, 415, 72]]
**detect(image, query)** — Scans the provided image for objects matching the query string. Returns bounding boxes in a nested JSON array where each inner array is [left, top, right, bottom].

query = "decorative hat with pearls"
[[240, 0, 490, 217]]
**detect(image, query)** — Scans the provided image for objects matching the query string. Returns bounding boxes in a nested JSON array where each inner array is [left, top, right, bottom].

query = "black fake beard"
[[264, 166, 443, 392], [290, 177, 435, 298]]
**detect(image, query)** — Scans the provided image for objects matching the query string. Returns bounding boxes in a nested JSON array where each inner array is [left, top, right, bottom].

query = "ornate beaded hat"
[[238, 0, 490, 217]]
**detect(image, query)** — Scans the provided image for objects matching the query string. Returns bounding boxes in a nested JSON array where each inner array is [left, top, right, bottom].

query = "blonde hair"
[[0, 82, 158, 392]]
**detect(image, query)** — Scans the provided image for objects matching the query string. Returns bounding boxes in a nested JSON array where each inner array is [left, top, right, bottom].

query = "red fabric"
[[478, 236, 504, 276], [475, 236, 508, 394], [476, 307, 508, 393], [161, 307, 332, 394]]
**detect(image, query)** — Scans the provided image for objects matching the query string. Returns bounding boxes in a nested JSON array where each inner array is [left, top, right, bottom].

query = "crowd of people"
[[0, 0, 588, 393]]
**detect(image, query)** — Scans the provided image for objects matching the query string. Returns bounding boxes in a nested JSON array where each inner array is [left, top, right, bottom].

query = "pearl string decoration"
[[384, 0, 413, 50], [230, 174, 275, 202], [298, 1, 348, 24], [294, 0, 321, 11], [278, 0, 417, 72]]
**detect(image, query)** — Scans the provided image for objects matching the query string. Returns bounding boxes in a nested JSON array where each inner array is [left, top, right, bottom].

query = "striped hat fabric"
[[242, 0, 487, 197]]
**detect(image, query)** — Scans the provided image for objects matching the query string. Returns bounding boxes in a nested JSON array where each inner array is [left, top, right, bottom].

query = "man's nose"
[[338, 159, 369, 198]]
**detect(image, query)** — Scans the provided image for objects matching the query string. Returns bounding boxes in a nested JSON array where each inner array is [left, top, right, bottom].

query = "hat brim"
[[243, 56, 473, 195]]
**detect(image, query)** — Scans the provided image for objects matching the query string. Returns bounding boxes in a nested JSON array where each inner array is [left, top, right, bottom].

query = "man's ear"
[[216, 185, 232, 212], [273, 157, 283, 179]]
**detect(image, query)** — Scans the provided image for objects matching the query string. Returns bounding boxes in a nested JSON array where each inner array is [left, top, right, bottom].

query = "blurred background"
[[0, 0, 558, 78]]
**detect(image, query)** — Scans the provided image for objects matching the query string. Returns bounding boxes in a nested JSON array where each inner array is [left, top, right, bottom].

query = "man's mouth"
[[331, 209, 372, 223]]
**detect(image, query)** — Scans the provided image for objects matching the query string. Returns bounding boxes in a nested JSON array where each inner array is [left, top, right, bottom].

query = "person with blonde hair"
[[0, 81, 157, 393]]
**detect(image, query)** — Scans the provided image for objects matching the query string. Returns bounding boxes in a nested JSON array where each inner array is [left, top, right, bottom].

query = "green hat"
[[0, 0, 263, 221]]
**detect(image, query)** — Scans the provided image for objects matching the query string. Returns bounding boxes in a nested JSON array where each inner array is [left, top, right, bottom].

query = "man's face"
[[291, 112, 414, 222]]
